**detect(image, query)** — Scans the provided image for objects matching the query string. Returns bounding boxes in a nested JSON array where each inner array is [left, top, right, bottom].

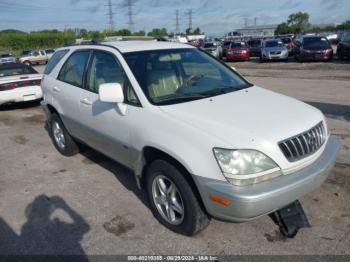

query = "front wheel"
[[146, 159, 210, 236], [50, 113, 79, 156]]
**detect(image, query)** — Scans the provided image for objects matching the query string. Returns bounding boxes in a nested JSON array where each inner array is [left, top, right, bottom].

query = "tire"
[[50, 113, 79, 156], [146, 159, 210, 236], [23, 61, 31, 66]]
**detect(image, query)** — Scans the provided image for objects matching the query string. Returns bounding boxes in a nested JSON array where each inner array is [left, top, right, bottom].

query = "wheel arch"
[[138, 146, 208, 215]]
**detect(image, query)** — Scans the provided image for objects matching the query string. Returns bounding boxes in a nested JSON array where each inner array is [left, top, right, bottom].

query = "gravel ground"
[[0, 61, 349, 256]]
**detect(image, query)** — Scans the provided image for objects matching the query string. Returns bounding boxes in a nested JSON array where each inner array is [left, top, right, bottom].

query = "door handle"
[[53, 86, 60, 93], [80, 98, 92, 106]]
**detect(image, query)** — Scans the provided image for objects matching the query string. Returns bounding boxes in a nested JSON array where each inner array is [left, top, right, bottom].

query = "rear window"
[[0, 64, 37, 77], [44, 49, 69, 75]]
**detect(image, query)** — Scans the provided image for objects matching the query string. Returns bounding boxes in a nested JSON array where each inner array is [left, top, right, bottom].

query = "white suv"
[[41, 41, 340, 236]]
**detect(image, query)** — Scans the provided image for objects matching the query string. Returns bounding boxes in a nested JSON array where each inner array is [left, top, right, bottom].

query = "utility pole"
[[184, 9, 193, 31], [127, 0, 135, 32], [175, 9, 180, 34], [105, 0, 115, 32]]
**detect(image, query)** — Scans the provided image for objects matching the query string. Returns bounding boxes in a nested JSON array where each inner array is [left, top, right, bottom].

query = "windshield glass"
[[231, 42, 246, 48], [249, 39, 261, 47], [0, 54, 12, 58], [265, 40, 284, 48], [124, 48, 251, 105], [303, 37, 330, 48], [0, 65, 37, 77], [204, 43, 215, 48]]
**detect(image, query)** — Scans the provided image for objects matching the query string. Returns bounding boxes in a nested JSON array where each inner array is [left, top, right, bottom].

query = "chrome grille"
[[279, 122, 326, 162]]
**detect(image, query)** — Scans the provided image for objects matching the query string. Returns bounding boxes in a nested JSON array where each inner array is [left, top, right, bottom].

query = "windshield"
[[0, 54, 12, 58], [231, 42, 246, 48], [249, 39, 261, 47], [124, 48, 251, 105], [303, 37, 330, 48], [0, 65, 37, 77], [204, 43, 215, 48], [265, 40, 284, 48]]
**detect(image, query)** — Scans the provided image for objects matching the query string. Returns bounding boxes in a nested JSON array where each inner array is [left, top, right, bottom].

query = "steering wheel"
[[182, 73, 204, 87]]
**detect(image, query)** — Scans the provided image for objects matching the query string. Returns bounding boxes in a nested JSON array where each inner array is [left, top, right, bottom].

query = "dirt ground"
[[0, 61, 349, 255]]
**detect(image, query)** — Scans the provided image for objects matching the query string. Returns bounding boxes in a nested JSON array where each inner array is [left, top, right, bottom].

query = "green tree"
[[133, 30, 146, 36], [193, 27, 202, 35], [185, 27, 192, 35], [287, 12, 310, 33], [147, 28, 168, 37], [275, 22, 292, 35]]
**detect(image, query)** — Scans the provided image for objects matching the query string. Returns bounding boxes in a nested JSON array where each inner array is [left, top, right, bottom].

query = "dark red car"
[[226, 42, 250, 61]]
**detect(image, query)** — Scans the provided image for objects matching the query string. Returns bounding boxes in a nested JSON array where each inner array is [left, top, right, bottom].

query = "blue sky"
[[0, 0, 349, 35]]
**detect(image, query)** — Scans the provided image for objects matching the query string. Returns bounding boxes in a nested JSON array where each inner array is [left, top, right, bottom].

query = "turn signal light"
[[210, 194, 231, 206]]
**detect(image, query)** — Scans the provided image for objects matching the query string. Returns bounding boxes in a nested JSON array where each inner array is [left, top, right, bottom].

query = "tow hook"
[[270, 200, 311, 238]]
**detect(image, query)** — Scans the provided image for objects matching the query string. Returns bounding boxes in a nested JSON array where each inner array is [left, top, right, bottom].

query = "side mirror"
[[99, 83, 124, 103]]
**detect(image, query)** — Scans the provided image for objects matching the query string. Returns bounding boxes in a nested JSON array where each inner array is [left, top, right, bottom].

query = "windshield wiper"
[[155, 93, 207, 105]]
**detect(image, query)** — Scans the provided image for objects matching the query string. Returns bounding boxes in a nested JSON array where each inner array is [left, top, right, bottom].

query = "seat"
[[146, 61, 180, 99]]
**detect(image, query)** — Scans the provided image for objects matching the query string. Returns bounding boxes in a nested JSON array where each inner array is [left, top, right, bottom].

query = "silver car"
[[0, 52, 16, 64], [261, 39, 289, 62]]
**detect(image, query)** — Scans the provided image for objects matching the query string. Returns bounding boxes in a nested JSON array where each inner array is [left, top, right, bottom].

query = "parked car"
[[260, 39, 289, 62], [337, 33, 350, 60], [293, 36, 333, 62], [45, 49, 56, 60], [279, 36, 294, 55], [0, 63, 42, 105], [226, 41, 250, 61], [21, 50, 32, 57], [41, 41, 340, 236], [202, 42, 221, 58], [19, 50, 49, 65], [247, 38, 262, 57], [222, 40, 232, 58], [0, 52, 16, 64]]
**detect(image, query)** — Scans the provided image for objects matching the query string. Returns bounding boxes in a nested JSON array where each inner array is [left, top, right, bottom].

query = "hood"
[[159, 86, 323, 150]]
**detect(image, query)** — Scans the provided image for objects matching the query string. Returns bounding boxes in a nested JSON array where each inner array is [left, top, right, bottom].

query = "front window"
[[265, 40, 284, 48], [123, 48, 251, 105], [230, 42, 246, 48], [303, 37, 330, 48]]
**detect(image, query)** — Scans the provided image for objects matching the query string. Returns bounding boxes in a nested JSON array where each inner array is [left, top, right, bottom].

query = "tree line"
[[0, 27, 203, 54], [275, 12, 350, 35]]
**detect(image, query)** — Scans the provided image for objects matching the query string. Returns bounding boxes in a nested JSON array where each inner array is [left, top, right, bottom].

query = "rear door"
[[78, 50, 133, 167], [343, 35, 350, 56], [54, 50, 91, 137]]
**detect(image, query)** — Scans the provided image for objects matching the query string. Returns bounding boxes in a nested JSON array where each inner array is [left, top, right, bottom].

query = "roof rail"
[[64, 39, 101, 47]]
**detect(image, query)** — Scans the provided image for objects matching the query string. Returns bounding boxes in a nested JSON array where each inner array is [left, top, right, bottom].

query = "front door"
[[78, 50, 132, 167]]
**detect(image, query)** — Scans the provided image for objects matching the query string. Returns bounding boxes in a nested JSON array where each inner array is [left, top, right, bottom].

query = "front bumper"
[[226, 53, 249, 60], [263, 52, 289, 60], [194, 136, 340, 222]]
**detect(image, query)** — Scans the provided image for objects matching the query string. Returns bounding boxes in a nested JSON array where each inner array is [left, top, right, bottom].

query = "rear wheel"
[[50, 113, 79, 156], [146, 159, 210, 236]]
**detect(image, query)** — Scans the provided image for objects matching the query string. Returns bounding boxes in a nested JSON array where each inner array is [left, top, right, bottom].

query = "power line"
[[184, 9, 193, 30], [175, 9, 180, 34], [105, 0, 115, 32], [127, 0, 135, 32]]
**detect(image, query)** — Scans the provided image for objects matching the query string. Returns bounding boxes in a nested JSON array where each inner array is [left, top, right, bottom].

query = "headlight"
[[213, 148, 281, 186]]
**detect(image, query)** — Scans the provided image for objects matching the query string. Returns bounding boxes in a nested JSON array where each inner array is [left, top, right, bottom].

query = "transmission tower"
[[184, 9, 193, 30], [105, 0, 115, 32], [127, 0, 135, 32], [175, 10, 180, 34]]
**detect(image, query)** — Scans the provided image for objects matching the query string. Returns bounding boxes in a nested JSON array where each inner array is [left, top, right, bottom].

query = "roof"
[[101, 41, 195, 53]]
